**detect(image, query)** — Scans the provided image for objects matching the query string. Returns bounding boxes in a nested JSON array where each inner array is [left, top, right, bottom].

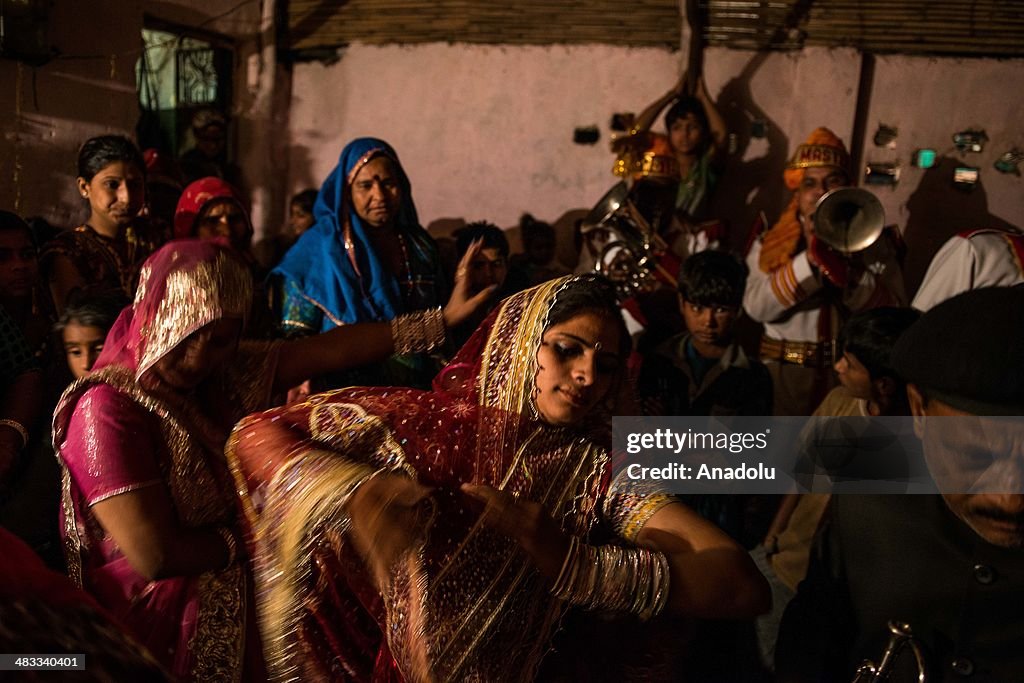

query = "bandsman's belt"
[[759, 336, 836, 368]]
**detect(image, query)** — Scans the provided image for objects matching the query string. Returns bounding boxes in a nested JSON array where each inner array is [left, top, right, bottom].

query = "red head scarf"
[[173, 176, 249, 240]]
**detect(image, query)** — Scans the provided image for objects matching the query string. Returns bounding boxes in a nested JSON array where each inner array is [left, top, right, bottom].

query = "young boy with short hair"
[[823, 306, 922, 417], [638, 250, 772, 416], [755, 305, 922, 668]]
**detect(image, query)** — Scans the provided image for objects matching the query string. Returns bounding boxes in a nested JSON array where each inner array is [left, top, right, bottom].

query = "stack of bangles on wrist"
[[216, 527, 238, 569], [550, 536, 671, 620], [0, 419, 29, 449], [390, 307, 446, 355]]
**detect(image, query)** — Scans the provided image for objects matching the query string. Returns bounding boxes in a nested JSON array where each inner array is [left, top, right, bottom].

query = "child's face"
[[63, 322, 106, 379], [197, 199, 252, 252], [679, 296, 737, 348], [669, 113, 706, 156], [288, 202, 315, 237], [833, 350, 873, 399], [467, 247, 508, 294]]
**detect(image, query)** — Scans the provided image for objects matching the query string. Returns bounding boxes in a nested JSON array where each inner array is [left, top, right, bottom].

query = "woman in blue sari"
[[273, 137, 447, 388]]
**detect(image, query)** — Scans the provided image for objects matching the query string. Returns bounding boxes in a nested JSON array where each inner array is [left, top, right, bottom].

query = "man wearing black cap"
[[775, 286, 1024, 682]]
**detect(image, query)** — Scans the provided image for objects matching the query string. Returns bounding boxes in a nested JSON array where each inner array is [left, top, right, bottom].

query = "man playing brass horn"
[[743, 127, 904, 416]]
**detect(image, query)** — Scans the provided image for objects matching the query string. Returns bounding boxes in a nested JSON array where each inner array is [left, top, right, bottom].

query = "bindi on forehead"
[[552, 331, 618, 355]]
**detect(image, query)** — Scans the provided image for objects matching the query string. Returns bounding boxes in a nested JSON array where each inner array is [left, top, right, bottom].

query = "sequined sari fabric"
[[228, 276, 672, 682], [52, 240, 278, 681]]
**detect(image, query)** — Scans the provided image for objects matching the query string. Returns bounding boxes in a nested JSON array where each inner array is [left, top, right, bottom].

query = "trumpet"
[[852, 620, 926, 683], [814, 187, 885, 254]]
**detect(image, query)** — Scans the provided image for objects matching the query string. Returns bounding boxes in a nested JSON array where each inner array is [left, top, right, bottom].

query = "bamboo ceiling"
[[284, 0, 682, 50], [285, 0, 1024, 58], [703, 0, 1024, 57], [282, 0, 679, 51]]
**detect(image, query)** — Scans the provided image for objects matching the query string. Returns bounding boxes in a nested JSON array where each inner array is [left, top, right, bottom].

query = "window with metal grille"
[[136, 24, 233, 155]]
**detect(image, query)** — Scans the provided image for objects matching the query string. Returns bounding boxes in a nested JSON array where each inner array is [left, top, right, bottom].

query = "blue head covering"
[[273, 137, 439, 327]]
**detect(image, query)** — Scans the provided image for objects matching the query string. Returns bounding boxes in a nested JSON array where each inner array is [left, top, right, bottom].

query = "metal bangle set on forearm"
[[0, 419, 29, 449], [390, 307, 446, 355], [551, 536, 671, 620]]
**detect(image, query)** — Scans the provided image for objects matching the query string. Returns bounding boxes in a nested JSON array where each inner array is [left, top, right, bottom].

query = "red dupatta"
[[228, 277, 633, 682]]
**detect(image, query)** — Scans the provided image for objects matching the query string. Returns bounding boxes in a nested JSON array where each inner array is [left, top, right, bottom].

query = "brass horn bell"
[[814, 187, 885, 254], [581, 182, 662, 297]]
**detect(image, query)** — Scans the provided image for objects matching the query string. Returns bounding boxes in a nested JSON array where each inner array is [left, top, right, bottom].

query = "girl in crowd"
[[40, 135, 162, 312], [287, 188, 318, 237], [174, 176, 281, 336], [273, 137, 447, 388], [52, 239, 490, 680], [55, 289, 128, 381], [228, 275, 770, 681], [254, 188, 319, 272]]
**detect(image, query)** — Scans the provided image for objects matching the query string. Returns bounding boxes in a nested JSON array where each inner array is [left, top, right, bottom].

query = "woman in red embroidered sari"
[[228, 275, 770, 682], [52, 239, 490, 681]]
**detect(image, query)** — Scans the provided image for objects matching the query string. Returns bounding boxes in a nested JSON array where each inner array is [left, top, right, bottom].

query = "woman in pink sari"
[[228, 275, 770, 682], [52, 239, 490, 681]]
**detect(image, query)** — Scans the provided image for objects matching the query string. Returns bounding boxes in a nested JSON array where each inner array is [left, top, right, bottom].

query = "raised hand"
[[673, 70, 690, 97], [461, 483, 570, 580], [808, 235, 852, 288], [347, 474, 436, 590], [443, 238, 498, 328]]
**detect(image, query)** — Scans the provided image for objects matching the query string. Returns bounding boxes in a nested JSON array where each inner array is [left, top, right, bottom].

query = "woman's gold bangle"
[[0, 419, 29, 449]]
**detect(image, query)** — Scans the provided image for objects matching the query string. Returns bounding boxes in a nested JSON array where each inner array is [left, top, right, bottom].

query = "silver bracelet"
[[0, 419, 29, 449], [550, 541, 670, 620]]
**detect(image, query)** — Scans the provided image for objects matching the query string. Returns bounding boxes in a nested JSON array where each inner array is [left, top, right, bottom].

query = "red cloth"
[[231, 278, 635, 681], [173, 176, 247, 239], [0, 526, 102, 611]]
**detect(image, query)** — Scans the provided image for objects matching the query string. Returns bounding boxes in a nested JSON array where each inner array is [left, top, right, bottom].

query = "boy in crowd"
[[816, 306, 922, 418], [756, 307, 921, 669], [449, 221, 524, 349], [638, 250, 772, 417]]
